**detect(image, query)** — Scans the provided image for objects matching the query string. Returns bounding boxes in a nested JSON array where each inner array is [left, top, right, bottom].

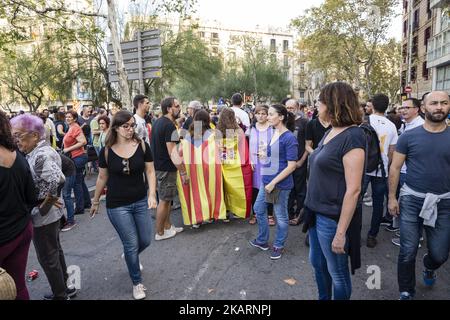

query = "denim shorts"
[[156, 170, 178, 201]]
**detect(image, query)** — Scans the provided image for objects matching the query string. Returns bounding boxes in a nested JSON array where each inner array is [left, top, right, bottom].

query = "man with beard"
[[388, 91, 450, 300], [151, 97, 188, 240]]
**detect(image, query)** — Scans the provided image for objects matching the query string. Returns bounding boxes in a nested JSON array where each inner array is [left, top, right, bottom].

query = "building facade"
[[427, 0, 450, 92], [401, 0, 437, 99]]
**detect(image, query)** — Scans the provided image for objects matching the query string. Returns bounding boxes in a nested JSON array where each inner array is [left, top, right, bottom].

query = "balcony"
[[427, 27, 450, 68], [430, 0, 450, 9]]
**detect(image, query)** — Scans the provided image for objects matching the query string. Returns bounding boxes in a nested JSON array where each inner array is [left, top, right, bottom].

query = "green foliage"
[[291, 0, 400, 97]]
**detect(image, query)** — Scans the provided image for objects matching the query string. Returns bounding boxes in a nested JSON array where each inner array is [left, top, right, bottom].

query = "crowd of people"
[[0, 83, 449, 301]]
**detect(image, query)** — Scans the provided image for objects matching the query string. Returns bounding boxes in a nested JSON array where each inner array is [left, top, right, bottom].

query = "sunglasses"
[[122, 158, 130, 175], [120, 123, 137, 129]]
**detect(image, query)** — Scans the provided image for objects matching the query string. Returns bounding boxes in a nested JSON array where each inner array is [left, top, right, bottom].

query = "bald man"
[[388, 91, 450, 300]]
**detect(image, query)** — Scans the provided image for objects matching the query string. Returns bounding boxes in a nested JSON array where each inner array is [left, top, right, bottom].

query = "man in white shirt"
[[133, 94, 151, 144], [364, 94, 398, 248], [230, 93, 250, 130]]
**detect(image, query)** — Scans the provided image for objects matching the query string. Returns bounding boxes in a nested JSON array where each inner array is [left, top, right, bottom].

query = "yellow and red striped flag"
[[220, 132, 253, 219], [177, 131, 227, 225]]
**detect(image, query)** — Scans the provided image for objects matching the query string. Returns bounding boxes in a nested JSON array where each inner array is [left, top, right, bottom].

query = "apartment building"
[[427, 0, 450, 92], [401, 0, 437, 99]]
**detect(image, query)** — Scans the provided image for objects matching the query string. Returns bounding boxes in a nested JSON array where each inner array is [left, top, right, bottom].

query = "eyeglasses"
[[122, 158, 130, 175], [13, 132, 29, 140], [398, 106, 416, 110], [120, 123, 137, 129]]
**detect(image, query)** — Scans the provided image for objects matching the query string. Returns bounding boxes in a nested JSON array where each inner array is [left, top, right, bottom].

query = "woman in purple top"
[[248, 105, 274, 225]]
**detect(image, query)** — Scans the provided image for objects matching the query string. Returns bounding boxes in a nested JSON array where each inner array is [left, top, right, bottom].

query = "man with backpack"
[[361, 94, 398, 248]]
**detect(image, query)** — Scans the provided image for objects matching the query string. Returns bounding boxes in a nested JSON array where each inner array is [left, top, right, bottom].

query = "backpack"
[[359, 118, 386, 177]]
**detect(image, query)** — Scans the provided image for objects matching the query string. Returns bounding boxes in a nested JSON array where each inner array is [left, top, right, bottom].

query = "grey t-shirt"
[[305, 126, 366, 218], [396, 126, 450, 194]]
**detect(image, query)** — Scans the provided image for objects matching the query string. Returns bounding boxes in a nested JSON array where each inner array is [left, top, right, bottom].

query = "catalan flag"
[[177, 131, 226, 225], [220, 132, 253, 219]]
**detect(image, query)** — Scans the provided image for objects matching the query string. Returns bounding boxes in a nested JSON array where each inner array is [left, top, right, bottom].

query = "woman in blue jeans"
[[249, 104, 298, 260], [90, 110, 157, 300], [62, 110, 90, 231], [304, 82, 366, 300]]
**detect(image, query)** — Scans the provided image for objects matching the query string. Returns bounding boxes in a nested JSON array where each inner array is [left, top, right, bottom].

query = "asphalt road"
[[25, 192, 449, 300]]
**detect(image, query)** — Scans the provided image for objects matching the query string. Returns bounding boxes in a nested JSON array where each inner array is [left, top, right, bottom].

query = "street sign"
[[405, 86, 412, 93], [107, 29, 162, 88]]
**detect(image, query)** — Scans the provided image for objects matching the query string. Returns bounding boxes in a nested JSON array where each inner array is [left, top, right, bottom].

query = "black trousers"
[[33, 218, 69, 299], [288, 165, 307, 219]]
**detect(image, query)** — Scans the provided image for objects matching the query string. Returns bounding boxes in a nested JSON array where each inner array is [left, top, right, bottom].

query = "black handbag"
[[87, 145, 98, 162]]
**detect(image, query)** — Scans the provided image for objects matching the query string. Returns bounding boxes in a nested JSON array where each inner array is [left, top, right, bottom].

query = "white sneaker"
[[132, 283, 147, 300], [121, 253, 143, 270], [170, 225, 184, 233], [154, 227, 177, 241]]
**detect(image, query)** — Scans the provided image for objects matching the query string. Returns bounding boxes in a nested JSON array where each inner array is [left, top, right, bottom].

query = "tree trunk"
[[107, 0, 132, 110]]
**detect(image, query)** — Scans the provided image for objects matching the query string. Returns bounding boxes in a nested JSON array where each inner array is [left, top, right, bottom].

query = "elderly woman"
[[10, 114, 76, 300], [0, 112, 36, 300]]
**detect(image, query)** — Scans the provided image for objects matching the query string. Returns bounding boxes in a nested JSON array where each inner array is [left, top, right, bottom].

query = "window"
[[212, 47, 219, 54], [270, 39, 276, 52], [422, 61, 429, 79], [199, 31, 205, 38], [284, 55, 289, 67], [411, 65, 417, 82], [299, 91, 305, 100], [300, 63, 305, 72], [427, 0, 432, 20], [424, 27, 431, 47], [412, 36, 418, 57], [403, 0, 408, 10], [283, 40, 289, 52], [270, 54, 277, 63], [401, 70, 407, 87], [413, 9, 419, 30], [403, 43, 408, 63], [403, 20, 408, 37], [212, 33, 219, 39], [436, 65, 450, 91]]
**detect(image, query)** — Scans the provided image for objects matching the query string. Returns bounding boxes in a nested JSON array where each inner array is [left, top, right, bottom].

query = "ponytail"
[[271, 104, 295, 131]]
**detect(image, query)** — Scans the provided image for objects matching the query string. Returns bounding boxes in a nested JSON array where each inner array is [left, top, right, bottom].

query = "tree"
[[0, 42, 73, 112], [370, 39, 402, 102], [291, 0, 399, 97]]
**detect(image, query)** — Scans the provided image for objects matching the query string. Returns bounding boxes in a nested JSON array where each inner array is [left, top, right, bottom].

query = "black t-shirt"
[[78, 116, 92, 141], [294, 117, 308, 163], [0, 152, 36, 245], [305, 126, 366, 218], [305, 119, 331, 149], [150, 116, 179, 172], [182, 116, 193, 131], [99, 142, 153, 209]]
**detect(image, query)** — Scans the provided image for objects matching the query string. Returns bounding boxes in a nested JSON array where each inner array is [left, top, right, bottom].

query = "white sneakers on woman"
[[133, 283, 147, 300]]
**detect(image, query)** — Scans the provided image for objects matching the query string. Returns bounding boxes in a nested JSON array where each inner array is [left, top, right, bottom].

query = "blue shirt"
[[396, 126, 450, 194], [262, 130, 298, 190]]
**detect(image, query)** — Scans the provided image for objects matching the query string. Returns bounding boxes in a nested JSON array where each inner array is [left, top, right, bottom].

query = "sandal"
[[249, 216, 257, 225], [289, 216, 301, 226], [268, 216, 276, 226]]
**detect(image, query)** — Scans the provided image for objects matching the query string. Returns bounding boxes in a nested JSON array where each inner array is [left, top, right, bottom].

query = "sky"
[[193, 0, 403, 39], [117, 0, 403, 40]]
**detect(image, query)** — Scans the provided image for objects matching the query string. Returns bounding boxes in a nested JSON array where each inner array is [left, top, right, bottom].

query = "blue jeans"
[[107, 197, 152, 285], [62, 154, 90, 223], [363, 175, 387, 237], [398, 195, 450, 295], [309, 214, 352, 300], [254, 184, 290, 249]]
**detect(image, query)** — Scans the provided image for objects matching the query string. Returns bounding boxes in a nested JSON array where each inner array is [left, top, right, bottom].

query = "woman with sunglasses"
[[90, 110, 157, 300]]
